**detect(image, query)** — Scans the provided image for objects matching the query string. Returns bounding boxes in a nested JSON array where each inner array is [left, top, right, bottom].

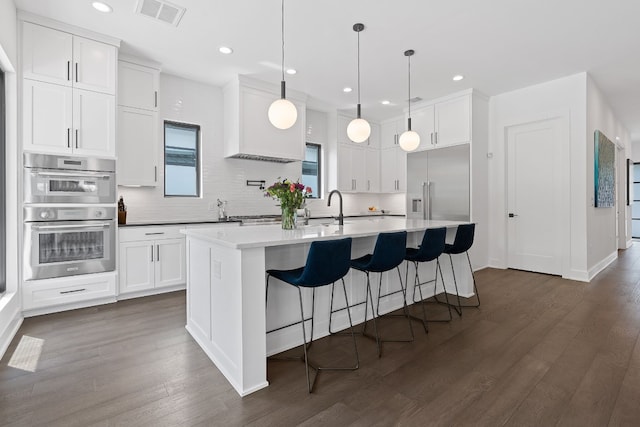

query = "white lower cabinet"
[[22, 272, 117, 315], [119, 226, 186, 296]]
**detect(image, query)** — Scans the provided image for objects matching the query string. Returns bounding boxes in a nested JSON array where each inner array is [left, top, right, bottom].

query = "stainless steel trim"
[[32, 223, 111, 230], [34, 171, 112, 179], [24, 153, 116, 173]]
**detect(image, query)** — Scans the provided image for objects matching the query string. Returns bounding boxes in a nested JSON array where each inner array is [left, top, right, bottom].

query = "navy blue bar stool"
[[404, 227, 452, 333], [335, 231, 412, 357], [266, 237, 358, 393], [438, 223, 480, 316]]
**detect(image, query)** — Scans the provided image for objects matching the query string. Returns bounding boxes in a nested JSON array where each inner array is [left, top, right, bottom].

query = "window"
[[302, 143, 321, 198], [164, 121, 200, 197]]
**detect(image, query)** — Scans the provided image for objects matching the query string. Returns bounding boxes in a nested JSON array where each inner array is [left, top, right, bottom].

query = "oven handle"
[[32, 171, 112, 179], [32, 223, 112, 230]]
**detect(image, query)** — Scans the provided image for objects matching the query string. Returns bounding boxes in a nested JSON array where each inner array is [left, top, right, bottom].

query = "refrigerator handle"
[[422, 181, 432, 220]]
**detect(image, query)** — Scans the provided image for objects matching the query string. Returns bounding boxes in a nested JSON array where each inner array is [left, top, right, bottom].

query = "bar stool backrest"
[[367, 231, 408, 272], [415, 227, 447, 262], [448, 223, 475, 254], [298, 237, 353, 287]]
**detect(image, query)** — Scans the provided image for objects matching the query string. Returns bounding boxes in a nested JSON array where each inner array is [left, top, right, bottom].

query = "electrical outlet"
[[208, 202, 216, 211]]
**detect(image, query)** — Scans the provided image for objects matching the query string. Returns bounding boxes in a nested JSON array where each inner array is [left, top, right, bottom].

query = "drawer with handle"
[[23, 272, 116, 310]]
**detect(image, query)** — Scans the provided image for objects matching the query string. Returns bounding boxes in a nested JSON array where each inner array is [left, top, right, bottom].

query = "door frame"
[[502, 110, 571, 278]]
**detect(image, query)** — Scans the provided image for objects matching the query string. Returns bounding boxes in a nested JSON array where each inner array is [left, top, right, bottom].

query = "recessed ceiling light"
[[452, 74, 464, 81], [286, 68, 297, 75], [381, 100, 390, 105], [343, 87, 353, 93], [616, 136, 621, 141], [92, 1, 112, 13], [219, 46, 233, 54]]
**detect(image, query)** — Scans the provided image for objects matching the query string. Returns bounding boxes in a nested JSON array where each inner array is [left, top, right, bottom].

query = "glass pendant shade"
[[347, 117, 371, 143], [268, 97, 297, 130], [399, 129, 420, 151]]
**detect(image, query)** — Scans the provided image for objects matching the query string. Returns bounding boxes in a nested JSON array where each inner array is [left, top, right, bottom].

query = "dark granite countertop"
[[118, 213, 405, 227]]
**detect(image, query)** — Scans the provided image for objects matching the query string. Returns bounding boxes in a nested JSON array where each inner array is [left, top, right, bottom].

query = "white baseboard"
[[117, 285, 186, 301], [22, 296, 117, 318], [587, 251, 618, 281], [626, 239, 633, 249]]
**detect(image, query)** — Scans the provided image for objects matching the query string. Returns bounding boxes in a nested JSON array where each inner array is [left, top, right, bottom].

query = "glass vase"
[[281, 205, 296, 230]]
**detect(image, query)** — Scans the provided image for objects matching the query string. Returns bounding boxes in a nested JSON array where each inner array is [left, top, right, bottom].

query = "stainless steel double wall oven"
[[23, 153, 117, 281]]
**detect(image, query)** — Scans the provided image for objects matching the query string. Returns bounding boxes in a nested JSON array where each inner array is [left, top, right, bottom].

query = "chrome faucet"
[[327, 189, 344, 226]]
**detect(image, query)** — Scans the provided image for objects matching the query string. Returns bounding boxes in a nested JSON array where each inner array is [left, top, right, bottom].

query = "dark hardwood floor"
[[3, 245, 640, 426]]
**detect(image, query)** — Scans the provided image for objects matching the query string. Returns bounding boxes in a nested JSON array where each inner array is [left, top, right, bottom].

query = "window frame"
[[163, 120, 201, 198], [302, 142, 322, 199]]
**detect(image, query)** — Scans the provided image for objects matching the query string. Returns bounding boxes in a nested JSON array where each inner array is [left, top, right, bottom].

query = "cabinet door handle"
[[435, 132, 438, 145], [67, 128, 71, 148], [67, 61, 70, 81], [60, 288, 86, 295], [75, 63, 78, 83], [150, 245, 154, 262], [157, 244, 160, 262], [430, 132, 434, 145], [154, 91, 158, 108], [154, 166, 157, 182], [367, 180, 370, 191], [75, 129, 79, 149], [145, 232, 165, 236]]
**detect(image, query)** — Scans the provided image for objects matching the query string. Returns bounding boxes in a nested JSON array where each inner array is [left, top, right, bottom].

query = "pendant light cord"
[[407, 53, 411, 119], [357, 29, 361, 107], [281, 0, 285, 82]]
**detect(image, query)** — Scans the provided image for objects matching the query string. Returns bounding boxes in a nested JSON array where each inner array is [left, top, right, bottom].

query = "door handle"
[[75, 63, 79, 83], [157, 244, 160, 262], [67, 128, 71, 148], [150, 245, 154, 262], [67, 61, 71, 81], [75, 129, 79, 149], [508, 213, 518, 218]]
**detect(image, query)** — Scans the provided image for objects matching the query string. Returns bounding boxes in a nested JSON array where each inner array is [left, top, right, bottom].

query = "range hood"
[[223, 75, 307, 163]]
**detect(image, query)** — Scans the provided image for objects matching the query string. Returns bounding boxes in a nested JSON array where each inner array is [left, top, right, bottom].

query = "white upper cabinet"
[[21, 21, 118, 157], [22, 22, 116, 95], [72, 89, 115, 156], [117, 107, 158, 186], [380, 117, 405, 149], [224, 76, 306, 162], [118, 61, 160, 111], [305, 109, 328, 144], [72, 36, 117, 95], [380, 147, 407, 193], [22, 79, 73, 152], [22, 22, 73, 86], [410, 94, 471, 151]]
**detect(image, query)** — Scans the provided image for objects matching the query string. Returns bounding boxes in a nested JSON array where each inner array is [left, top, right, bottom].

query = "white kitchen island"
[[182, 217, 472, 396]]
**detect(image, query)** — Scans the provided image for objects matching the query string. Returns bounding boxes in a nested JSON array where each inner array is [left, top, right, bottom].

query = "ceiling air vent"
[[135, 0, 185, 27]]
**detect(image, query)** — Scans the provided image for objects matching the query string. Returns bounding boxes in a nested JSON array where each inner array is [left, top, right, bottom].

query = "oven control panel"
[[24, 206, 116, 222]]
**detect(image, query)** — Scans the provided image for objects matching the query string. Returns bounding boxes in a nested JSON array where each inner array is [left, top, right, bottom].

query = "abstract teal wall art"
[[594, 130, 615, 208]]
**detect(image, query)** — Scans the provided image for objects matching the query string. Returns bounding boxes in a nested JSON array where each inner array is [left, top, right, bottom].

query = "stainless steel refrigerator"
[[406, 144, 470, 221]]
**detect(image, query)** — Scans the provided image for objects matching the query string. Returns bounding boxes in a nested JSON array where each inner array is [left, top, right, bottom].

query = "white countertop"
[[181, 217, 468, 249]]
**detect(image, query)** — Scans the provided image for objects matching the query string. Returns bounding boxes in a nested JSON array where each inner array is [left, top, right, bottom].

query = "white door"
[[507, 118, 563, 275], [117, 106, 158, 186], [22, 22, 73, 86], [119, 241, 155, 293], [366, 149, 380, 192], [435, 95, 471, 147], [118, 61, 159, 110], [411, 105, 435, 150], [155, 238, 186, 288], [73, 36, 117, 95], [73, 89, 115, 157], [23, 79, 73, 153]]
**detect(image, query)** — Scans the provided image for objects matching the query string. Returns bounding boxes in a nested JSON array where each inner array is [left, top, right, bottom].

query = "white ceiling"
[[13, 0, 640, 138]]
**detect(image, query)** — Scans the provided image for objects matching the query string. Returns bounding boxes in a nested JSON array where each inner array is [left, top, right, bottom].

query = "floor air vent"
[[135, 0, 185, 27]]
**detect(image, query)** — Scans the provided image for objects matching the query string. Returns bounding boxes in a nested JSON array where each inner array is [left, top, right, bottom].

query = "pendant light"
[[346, 23, 371, 143], [399, 49, 420, 151], [268, 0, 297, 130]]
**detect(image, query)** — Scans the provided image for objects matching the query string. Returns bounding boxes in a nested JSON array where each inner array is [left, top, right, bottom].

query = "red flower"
[[289, 183, 295, 192], [305, 186, 312, 194]]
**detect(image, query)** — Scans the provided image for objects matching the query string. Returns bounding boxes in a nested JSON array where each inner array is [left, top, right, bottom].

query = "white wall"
[[586, 76, 631, 267], [0, 0, 22, 360], [488, 73, 588, 280], [119, 74, 405, 223]]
